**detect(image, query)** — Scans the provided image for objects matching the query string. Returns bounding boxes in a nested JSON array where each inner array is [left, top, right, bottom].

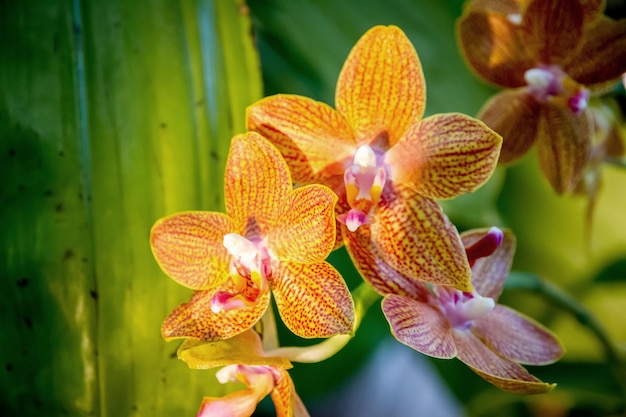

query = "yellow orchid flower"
[[151, 132, 354, 341], [247, 25, 502, 294], [457, 0, 626, 193], [179, 330, 309, 417], [382, 227, 565, 395]]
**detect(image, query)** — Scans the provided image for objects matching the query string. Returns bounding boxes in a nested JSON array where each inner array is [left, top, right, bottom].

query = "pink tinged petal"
[[462, 228, 516, 300], [382, 294, 457, 359], [387, 113, 502, 200], [478, 89, 541, 164], [246, 94, 356, 185], [266, 184, 337, 263], [270, 368, 310, 417], [151, 211, 234, 290], [336, 25, 426, 147], [225, 132, 292, 234], [464, 226, 504, 266], [370, 186, 473, 292], [536, 105, 593, 194], [344, 225, 431, 300], [454, 329, 556, 394], [474, 305, 565, 365], [271, 261, 355, 338], [161, 287, 271, 341]]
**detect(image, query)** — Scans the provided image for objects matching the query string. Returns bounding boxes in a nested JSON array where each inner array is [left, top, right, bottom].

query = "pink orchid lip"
[[524, 65, 590, 115], [435, 286, 495, 330], [464, 226, 504, 267]]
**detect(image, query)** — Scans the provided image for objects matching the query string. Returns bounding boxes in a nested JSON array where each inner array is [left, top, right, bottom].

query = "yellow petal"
[[150, 211, 233, 290], [246, 94, 356, 185], [161, 287, 271, 341], [386, 113, 502, 200], [272, 261, 355, 338], [536, 105, 593, 194], [271, 369, 306, 417], [266, 184, 337, 263], [370, 186, 473, 292], [336, 25, 425, 147], [225, 132, 292, 234]]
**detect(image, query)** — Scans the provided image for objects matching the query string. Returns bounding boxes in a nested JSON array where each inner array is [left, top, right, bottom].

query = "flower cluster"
[[148, 11, 585, 416]]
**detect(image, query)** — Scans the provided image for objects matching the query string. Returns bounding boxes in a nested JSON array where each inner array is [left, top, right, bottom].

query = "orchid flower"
[[247, 25, 502, 293], [151, 132, 354, 341], [382, 227, 565, 394], [457, 0, 626, 193], [178, 330, 309, 417]]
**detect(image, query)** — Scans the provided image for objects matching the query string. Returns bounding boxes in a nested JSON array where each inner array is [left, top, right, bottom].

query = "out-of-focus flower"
[[179, 330, 309, 417], [151, 132, 354, 341], [458, 0, 626, 193], [382, 227, 565, 394], [248, 25, 501, 293]]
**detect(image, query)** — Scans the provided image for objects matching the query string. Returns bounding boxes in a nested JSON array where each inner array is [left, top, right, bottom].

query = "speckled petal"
[[478, 89, 540, 164], [344, 225, 430, 300], [461, 228, 516, 300], [336, 25, 425, 147], [266, 184, 337, 263], [225, 132, 292, 233], [474, 305, 565, 365], [382, 294, 457, 359], [387, 113, 501, 200], [272, 262, 355, 338], [454, 329, 556, 394], [151, 211, 233, 290], [537, 105, 593, 194], [271, 369, 310, 417], [370, 186, 472, 292], [161, 286, 271, 341], [246, 94, 356, 185]]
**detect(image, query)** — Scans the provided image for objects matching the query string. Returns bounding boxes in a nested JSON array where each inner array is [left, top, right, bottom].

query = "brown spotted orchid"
[[178, 330, 309, 417], [382, 227, 565, 394], [457, 0, 626, 193], [151, 132, 354, 341], [247, 25, 502, 294]]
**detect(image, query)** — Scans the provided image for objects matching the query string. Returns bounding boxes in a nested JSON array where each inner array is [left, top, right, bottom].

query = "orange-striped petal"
[[386, 113, 501, 200], [370, 186, 472, 292], [474, 305, 565, 365], [454, 329, 556, 394], [478, 89, 540, 164], [336, 25, 425, 147], [225, 132, 292, 234], [461, 228, 516, 300], [382, 294, 457, 359], [271, 368, 307, 417], [536, 105, 593, 194], [457, 7, 535, 87], [266, 184, 337, 263], [161, 286, 271, 341], [246, 94, 356, 186], [151, 211, 233, 290], [344, 225, 431, 299], [271, 261, 354, 338]]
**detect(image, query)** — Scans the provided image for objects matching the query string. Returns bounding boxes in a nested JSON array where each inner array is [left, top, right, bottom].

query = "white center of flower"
[[436, 287, 495, 330], [507, 13, 522, 25], [524, 65, 589, 115]]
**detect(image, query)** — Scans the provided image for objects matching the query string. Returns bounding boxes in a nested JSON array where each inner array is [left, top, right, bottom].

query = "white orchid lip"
[[436, 287, 495, 330]]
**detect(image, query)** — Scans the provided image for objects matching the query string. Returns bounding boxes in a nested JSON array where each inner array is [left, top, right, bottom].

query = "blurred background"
[[2, 0, 625, 416]]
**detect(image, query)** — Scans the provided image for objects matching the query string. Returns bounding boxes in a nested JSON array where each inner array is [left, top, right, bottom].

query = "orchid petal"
[[177, 330, 292, 370], [270, 368, 307, 417], [266, 184, 337, 263], [478, 89, 540, 164], [461, 228, 516, 300], [520, 0, 584, 64], [457, 7, 534, 87], [536, 105, 593, 194], [150, 211, 233, 290], [370, 186, 472, 292], [225, 132, 292, 234], [336, 25, 425, 147], [474, 305, 565, 365], [161, 287, 270, 341], [387, 113, 502, 200], [344, 225, 430, 300], [382, 294, 457, 359], [454, 329, 556, 394], [272, 261, 355, 338], [246, 94, 356, 185], [463, 0, 523, 15]]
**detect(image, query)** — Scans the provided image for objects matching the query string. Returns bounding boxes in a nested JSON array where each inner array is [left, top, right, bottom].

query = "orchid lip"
[[465, 226, 503, 267], [435, 287, 495, 330], [524, 65, 589, 115]]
